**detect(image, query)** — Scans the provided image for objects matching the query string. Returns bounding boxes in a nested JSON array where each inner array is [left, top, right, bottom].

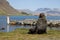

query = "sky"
[[7, 0, 60, 11]]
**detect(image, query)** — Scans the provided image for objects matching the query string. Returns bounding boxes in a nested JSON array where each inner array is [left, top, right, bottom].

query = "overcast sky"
[[7, 0, 60, 11]]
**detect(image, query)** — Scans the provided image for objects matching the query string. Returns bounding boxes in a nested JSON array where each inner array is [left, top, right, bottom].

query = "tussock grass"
[[0, 28, 60, 40]]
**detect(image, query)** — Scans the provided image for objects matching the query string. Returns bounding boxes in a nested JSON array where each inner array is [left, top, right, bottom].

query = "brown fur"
[[28, 13, 47, 34]]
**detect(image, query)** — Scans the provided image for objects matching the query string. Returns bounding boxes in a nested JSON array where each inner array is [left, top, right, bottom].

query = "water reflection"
[[7, 25, 9, 32], [0, 24, 60, 32], [6, 25, 31, 32]]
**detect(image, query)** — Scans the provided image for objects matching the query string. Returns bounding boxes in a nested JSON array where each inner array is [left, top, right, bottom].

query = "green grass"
[[0, 28, 60, 40]]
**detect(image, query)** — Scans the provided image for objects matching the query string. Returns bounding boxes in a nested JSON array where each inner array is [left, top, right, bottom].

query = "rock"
[[1, 28, 5, 30], [0, 28, 5, 30]]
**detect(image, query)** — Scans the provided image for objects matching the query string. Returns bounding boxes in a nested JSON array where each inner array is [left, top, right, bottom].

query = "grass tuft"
[[0, 28, 60, 40]]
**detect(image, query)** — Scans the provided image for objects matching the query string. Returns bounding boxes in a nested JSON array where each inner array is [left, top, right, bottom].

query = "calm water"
[[0, 16, 60, 32]]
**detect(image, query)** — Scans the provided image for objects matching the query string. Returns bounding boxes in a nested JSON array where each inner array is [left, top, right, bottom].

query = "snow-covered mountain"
[[18, 8, 60, 16], [33, 8, 60, 16]]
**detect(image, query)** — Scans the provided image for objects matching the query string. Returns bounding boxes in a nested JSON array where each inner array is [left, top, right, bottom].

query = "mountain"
[[35, 8, 51, 12], [0, 0, 29, 15], [18, 9, 33, 15], [33, 8, 60, 16], [18, 8, 60, 16]]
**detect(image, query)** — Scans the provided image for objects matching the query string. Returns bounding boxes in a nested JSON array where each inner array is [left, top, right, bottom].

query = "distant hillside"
[[0, 0, 30, 16], [33, 8, 60, 16], [18, 9, 32, 15], [18, 8, 60, 16]]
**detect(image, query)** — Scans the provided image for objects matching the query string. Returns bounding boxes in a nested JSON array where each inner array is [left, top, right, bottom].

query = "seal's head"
[[39, 13, 45, 18]]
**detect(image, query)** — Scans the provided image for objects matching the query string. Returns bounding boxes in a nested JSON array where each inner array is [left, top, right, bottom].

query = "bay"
[[0, 16, 60, 32]]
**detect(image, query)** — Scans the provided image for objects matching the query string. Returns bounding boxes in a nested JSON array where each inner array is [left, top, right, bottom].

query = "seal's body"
[[28, 13, 47, 34]]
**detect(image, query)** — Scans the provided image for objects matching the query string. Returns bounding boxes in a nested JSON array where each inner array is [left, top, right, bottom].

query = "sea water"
[[0, 16, 60, 32]]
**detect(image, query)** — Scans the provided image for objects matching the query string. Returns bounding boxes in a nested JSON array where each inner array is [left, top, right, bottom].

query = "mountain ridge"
[[0, 0, 30, 15], [33, 8, 60, 16], [18, 8, 60, 16]]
